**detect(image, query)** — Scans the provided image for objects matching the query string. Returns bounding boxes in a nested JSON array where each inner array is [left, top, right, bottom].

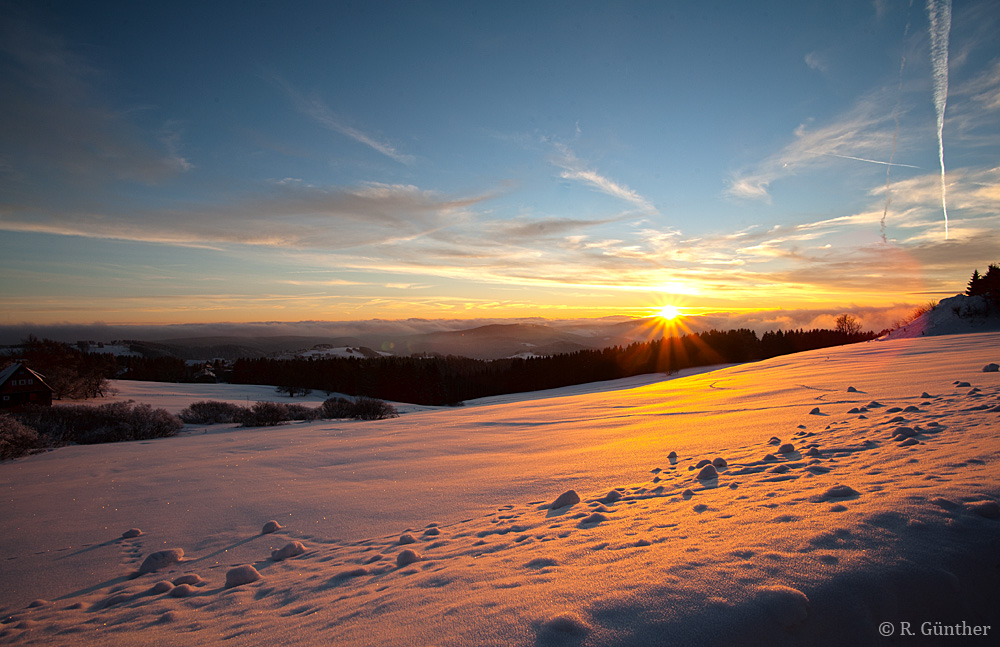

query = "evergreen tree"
[[966, 269, 982, 296], [983, 264, 1000, 304], [966, 263, 999, 305]]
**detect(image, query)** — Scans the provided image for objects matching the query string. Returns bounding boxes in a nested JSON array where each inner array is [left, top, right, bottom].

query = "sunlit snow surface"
[[1, 334, 998, 646]]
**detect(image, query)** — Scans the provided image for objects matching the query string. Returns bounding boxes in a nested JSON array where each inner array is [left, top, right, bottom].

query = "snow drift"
[[883, 294, 1000, 340], [0, 333, 998, 646]]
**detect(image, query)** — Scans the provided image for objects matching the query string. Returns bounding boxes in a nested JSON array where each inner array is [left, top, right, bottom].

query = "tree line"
[[6, 325, 877, 407], [230, 327, 877, 406], [966, 263, 1000, 304]]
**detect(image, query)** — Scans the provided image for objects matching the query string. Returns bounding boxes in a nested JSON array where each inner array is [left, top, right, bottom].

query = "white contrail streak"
[[815, 152, 920, 168], [927, 0, 952, 238]]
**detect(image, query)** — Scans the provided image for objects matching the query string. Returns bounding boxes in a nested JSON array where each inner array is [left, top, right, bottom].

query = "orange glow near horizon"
[[625, 301, 695, 343], [657, 305, 682, 321]]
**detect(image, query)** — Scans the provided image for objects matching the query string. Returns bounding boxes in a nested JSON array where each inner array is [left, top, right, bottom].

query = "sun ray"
[[658, 304, 682, 321]]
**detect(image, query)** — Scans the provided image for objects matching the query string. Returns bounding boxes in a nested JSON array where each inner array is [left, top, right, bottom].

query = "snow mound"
[[883, 294, 1000, 339], [225, 565, 261, 588], [261, 520, 283, 534], [136, 548, 183, 575], [271, 541, 306, 561]]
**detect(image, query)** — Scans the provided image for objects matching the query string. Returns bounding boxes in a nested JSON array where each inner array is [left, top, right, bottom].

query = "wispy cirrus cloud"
[[947, 59, 1000, 147], [269, 72, 414, 165], [551, 144, 657, 213], [0, 181, 489, 249], [725, 92, 914, 202]]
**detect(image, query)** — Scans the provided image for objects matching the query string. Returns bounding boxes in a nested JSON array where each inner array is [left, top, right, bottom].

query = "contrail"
[[815, 152, 920, 168], [882, 0, 914, 243], [927, 0, 952, 238]]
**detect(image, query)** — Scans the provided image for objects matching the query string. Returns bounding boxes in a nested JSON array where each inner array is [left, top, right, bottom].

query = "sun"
[[657, 304, 682, 321]]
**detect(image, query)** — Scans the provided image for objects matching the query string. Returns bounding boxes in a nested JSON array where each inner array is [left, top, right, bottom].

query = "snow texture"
[[0, 332, 998, 645]]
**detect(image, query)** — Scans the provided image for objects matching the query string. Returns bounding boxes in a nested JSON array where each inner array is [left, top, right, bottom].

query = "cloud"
[[725, 92, 912, 201], [691, 303, 920, 335], [551, 144, 657, 213], [0, 12, 191, 188], [871, 166, 1000, 222], [947, 59, 1000, 145], [269, 73, 414, 165], [0, 303, 932, 347], [492, 216, 619, 240], [4, 158, 993, 317], [804, 51, 828, 72], [726, 178, 772, 202], [0, 181, 493, 250]]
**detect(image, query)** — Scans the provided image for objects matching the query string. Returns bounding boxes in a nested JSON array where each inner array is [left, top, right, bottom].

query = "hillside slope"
[[884, 294, 1000, 340], [1, 333, 998, 645]]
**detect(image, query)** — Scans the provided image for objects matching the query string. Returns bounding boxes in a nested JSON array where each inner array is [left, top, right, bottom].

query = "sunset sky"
[[2, 0, 998, 327]]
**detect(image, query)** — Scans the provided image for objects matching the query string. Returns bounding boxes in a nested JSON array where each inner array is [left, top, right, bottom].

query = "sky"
[[1, 0, 998, 329]]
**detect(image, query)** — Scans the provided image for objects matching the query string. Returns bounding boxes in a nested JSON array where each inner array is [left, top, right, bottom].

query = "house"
[[0, 363, 54, 410]]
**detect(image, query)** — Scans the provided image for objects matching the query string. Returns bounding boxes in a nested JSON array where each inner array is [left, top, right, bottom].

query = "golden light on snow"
[[2, 332, 999, 644]]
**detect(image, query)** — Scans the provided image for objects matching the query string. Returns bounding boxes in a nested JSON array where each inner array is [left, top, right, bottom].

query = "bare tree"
[[835, 314, 862, 336]]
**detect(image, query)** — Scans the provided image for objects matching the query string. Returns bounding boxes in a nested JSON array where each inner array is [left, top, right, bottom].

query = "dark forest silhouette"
[[6, 326, 878, 407], [229, 327, 876, 406]]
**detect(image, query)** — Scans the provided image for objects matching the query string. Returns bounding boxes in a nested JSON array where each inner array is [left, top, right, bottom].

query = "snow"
[[882, 294, 1000, 340], [0, 333, 998, 645], [78, 344, 139, 357], [94, 380, 332, 414]]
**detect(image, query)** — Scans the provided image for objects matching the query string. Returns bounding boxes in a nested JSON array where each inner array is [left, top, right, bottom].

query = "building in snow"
[[0, 363, 54, 410]]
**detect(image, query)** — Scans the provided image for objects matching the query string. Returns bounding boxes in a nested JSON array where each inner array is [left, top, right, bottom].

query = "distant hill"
[[5, 316, 722, 362], [124, 320, 681, 361], [389, 323, 594, 360], [131, 336, 369, 360]]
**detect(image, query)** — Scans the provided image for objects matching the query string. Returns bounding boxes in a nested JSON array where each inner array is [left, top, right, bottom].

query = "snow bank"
[[883, 294, 1000, 340], [0, 333, 997, 645]]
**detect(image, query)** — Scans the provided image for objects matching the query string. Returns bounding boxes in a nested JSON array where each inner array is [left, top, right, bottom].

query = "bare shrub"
[[14, 401, 181, 445], [241, 401, 289, 427], [181, 400, 321, 426], [350, 396, 399, 421], [0, 414, 41, 460], [893, 301, 938, 329], [179, 400, 247, 424], [126, 404, 184, 440], [321, 397, 354, 419], [15, 406, 74, 445], [284, 403, 323, 421]]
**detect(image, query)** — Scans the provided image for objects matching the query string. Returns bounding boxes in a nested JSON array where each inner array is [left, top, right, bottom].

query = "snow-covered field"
[[1, 333, 998, 646]]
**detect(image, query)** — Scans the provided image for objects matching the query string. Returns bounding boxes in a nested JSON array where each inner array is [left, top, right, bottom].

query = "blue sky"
[[1, 0, 998, 326]]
